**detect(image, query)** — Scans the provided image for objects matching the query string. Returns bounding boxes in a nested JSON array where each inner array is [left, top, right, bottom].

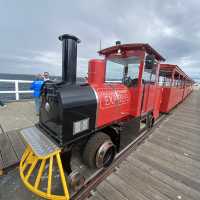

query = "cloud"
[[0, 0, 199, 81]]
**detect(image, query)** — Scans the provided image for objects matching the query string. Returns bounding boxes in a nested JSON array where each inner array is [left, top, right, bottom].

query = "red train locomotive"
[[19, 34, 193, 199]]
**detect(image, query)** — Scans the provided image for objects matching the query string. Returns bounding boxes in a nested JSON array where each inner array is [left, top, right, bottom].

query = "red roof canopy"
[[160, 64, 193, 82], [99, 43, 165, 61]]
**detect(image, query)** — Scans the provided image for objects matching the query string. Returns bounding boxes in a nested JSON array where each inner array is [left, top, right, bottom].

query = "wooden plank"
[[148, 135, 200, 162], [169, 117, 200, 128], [128, 157, 200, 200], [88, 191, 106, 200], [121, 161, 193, 200], [134, 153, 200, 192], [6, 130, 26, 160], [97, 180, 128, 200], [172, 113, 200, 121], [159, 126, 200, 145], [157, 126, 200, 144], [115, 163, 171, 200], [176, 107, 200, 113], [0, 153, 3, 175], [151, 131, 200, 155], [164, 119, 200, 131], [175, 108, 200, 114], [176, 111, 200, 116], [154, 129, 200, 150], [155, 127, 200, 145], [162, 122, 200, 135], [148, 138, 200, 164], [143, 141, 200, 170], [137, 143, 200, 181], [106, 173, 149, 200], [0, 130, 18, 169], [175, 108, 200, 115]]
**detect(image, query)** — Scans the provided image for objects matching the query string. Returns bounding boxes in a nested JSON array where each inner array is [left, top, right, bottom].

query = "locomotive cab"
[[96, 43, 165, 122], [19, 34, 166, 199]]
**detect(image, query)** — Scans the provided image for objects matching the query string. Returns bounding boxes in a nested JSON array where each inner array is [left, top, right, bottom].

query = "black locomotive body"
[[39, 82, 97, 146], [38, 34, 99, 148]]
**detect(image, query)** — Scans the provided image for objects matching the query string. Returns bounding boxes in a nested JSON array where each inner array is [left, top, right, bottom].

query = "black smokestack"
[[59, 34, 80, 83]]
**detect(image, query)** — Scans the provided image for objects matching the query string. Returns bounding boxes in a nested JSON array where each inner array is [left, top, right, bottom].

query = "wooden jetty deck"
[[0, 128, 25, 174], [88, 90, 200, 200], [0, 90, 200, 200]]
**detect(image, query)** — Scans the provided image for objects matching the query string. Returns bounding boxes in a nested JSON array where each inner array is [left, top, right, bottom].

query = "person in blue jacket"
[[31, 74, 44, 115]]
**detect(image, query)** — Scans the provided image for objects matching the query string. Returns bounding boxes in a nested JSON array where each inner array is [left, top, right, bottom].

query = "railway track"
[[71, 114, 167, 200]]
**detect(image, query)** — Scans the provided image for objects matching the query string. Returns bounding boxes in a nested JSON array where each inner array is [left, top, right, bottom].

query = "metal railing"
[[0, 79, 33, 101]]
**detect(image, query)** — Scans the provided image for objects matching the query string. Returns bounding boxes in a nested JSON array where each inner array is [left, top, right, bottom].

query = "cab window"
[[105, 56, 140, 85]]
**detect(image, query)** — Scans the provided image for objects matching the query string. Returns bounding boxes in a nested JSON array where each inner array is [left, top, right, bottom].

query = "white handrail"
[[0, 79, 33, 83], [0, 79, 33, 101]]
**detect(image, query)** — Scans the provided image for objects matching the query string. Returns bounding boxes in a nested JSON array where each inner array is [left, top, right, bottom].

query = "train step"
[[20, 127, 70, 200]]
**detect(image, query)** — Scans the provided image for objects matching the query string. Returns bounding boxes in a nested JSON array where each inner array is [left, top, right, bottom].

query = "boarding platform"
[[0, 101, 37, 174]]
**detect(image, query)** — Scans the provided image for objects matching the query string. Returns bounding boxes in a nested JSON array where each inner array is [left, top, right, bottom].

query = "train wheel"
[[83, 132, 116, 169]]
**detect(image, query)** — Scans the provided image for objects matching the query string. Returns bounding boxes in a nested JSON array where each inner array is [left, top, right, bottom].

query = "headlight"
[[45, 102, 51, 112]]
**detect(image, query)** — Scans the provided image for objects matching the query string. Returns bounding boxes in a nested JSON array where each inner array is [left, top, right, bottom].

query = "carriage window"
[[105, 56, 140, 83], [158, 76, 165, 86], [174, 79, 179, 87], [142, 62, 157, 84], [180, 79, 184, 88], [159, 74, 172, 86], [165, 77, 171, 86]]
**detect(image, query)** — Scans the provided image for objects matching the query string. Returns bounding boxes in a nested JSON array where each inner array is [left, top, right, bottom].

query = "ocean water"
[[0, 73, 60, 102]]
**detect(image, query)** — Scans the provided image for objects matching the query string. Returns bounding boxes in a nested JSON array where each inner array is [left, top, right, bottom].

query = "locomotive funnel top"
[[59, 34, 80, 83], [58, 34, 81, 43]]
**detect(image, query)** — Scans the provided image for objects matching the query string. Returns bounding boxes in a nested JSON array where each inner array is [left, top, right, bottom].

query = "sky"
[[0, 0, 200, 82]]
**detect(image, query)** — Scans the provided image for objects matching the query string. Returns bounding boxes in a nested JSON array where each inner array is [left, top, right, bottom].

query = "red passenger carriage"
[[159, 64, 193, 113]]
